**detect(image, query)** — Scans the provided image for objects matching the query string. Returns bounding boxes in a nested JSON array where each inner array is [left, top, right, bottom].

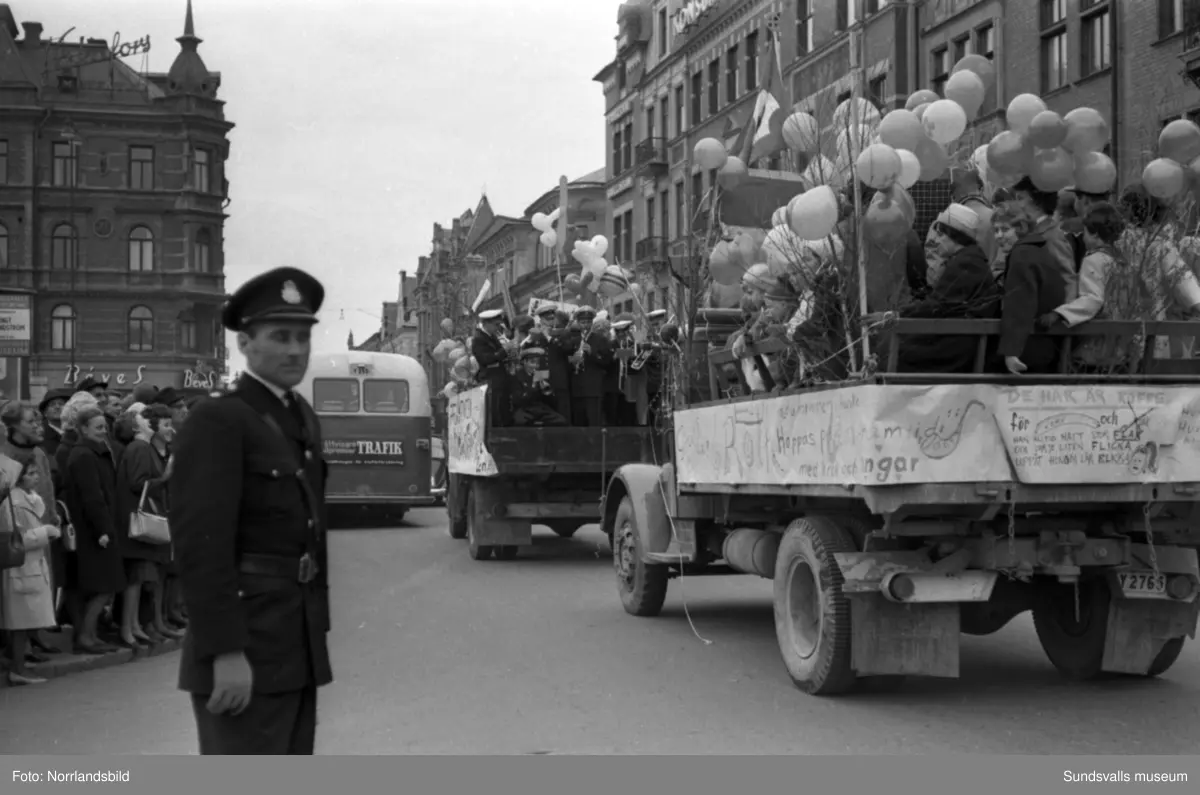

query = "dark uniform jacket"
[[532, 328, 573, 393], [170, 374, 331, 696], [470, 327, 508, 384], [510, 370, 565, 422], [565, 327, 613, 399]]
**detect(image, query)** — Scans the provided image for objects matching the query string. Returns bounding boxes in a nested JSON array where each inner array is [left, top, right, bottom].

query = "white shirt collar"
[[242, 368, 290, 404]]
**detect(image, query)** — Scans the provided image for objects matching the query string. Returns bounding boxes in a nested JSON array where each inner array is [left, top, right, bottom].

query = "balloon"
[[591, 235, 609, 257], [1143, 157, 1187, 200], [432, 338, 458, 364], [531, 212, 552, 232], [598, 265, 629, 297], [693, 137, 727, 170], [836, 124, 874, 164], [944, 71, 985, 119], [782, 112, 820, 153], [855, 143, 903, 190], [915, 135, 950, 181], [1159, 119, 1200, 165], [1073, 151, 1117, 194], [896, 148, 920, 189], [629, 282, 643, 298], [539, 229, 557, 248], [788, 185, 839, 241], [987, 130, 1034, 176], [1061, 107, 1109, 154], [922, 99, 967, 145], [708, 242, 742, 286], [913, 102, 931, 121], [771, 206, 789, 228], [1027, 110, 1067, 149], [1006, 94, 1047, 135], [731, 231, 763, 267], [801, 154, 843, 190], [864, 192, 912, 248], [833, 97, 881, 130], [447, 346, 466, 363], [564, 273, 582, 293], [951, 54, 996, 91], [1029, 147, 1074, 192], [439, 318, 455, 335], [708, 281, 741, 309], [876, 109, 925, 153], [762, 226, 800, 278], [717, 155, 748, 189], [905, 89, 939, 111]]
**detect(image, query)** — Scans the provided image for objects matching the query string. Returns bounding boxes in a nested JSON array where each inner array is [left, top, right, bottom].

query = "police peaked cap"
[[222, 267, 325, 332]]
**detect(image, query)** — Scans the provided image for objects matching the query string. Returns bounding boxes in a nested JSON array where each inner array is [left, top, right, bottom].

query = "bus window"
[[313, 378, 360, 413], [363, 379, 410, 414]]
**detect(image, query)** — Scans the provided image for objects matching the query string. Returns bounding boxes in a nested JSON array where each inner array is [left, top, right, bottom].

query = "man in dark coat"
[[529, 303, 573, 421], [470, 308, 513, 427], [170, 266, 331, 755], [564, 306, 612, 427], [38, 388, 72, 485], [510, 347, 569, 427], [153, 387, 191, 430]]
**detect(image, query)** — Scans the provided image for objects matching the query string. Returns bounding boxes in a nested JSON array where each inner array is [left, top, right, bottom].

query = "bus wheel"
[[465, 484, 494, 561], [494, 546, 519, 561], [773, 516, 858, 696], [613, 496, 667, 617], [447, 475, 467, 540], [1032, 578, 1111, 681]]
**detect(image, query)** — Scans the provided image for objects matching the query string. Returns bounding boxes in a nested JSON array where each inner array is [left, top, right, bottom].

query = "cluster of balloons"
[[565, 234, 634, 300], [532, 208, 563, 249], [708, 229, 766, 286], [693, 138, 749, 190], [982, 93, 1114, 194], [1143, 119, 1200, 201]]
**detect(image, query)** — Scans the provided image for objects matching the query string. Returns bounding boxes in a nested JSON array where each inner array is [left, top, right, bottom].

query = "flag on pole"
[[734, 13, 788, 167]]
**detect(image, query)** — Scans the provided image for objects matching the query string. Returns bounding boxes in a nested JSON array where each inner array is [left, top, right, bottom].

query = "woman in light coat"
[[1, 456, 62, 685]]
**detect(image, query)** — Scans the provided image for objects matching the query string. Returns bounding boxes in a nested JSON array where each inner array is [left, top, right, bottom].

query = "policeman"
[[470, 308, 513, 426], [170, 266, 331, 755]]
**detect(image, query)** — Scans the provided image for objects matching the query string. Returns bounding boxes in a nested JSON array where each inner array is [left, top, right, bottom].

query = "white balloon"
[[531, 212, 551, 232], [896, 148, 921, 189], [771, 206, 789, 228], [781, 111, 820, 153], [540, 229, 557, 248], [833, 97, 882, 130], [591, 235, 609, 257], [788, 185, 840, 242], [922, 99, 968, 146]]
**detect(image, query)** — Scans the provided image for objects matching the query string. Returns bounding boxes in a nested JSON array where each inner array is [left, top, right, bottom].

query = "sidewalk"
[[0, 631, 182, 689]]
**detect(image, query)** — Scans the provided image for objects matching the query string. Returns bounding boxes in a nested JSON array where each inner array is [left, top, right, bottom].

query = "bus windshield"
[[363, 379, 409, 414], [313, 378, 360, 413]]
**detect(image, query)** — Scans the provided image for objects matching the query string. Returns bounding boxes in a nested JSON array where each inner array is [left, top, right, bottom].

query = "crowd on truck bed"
[[466, 301, 676, 429], [725, 170, 1200, 394]]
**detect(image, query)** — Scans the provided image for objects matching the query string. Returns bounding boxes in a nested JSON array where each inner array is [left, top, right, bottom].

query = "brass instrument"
[[573, 333, 587, 374], [628, 341, 655, 372]]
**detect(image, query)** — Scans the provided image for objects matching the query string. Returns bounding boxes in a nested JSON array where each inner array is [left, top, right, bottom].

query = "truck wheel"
[[465, 485, 494, 561], [494, 545, 519, 561], [1143, 636, 1186, 678], [1032, 578, 1111, 681], [447, 475, 467, 540], [550, 524, 578, 539], [773, 516, 858, 696], [613, 496, 668, 617]]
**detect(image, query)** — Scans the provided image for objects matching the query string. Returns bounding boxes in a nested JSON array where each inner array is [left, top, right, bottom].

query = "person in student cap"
[[509, 346, 568, 427], [529, 302, 573, 420], [170, 266, 332, 755], [470, 307, 513, 426], [565, 305, 612, 426]]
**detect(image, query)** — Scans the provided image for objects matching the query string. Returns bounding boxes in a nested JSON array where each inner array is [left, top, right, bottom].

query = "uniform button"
[[307, 519, 315, 528], [305, 451, 313, 461], [271, 469, 280, 478], [237, 590, 245, 598]]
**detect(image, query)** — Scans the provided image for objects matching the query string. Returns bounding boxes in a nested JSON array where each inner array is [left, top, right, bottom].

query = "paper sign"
[[447, 385, 498, 477]]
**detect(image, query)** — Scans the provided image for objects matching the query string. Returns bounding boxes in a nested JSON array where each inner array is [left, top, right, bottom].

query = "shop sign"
[[672, 0, 720, 35], [0, 295, 31, 356], [51, 27, 152, 70], [183, 368, 218, 390], [323, 438, 406, 467], [63, 364, 146, 387]]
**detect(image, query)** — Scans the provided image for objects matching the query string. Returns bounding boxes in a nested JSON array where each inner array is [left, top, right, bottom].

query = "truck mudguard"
[[605, 463, 672, 557]]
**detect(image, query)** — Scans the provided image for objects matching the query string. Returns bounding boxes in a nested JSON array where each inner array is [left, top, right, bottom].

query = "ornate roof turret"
[[166, 0, 214, 97]]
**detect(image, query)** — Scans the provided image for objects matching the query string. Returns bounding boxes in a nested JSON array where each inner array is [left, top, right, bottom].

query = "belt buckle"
[[298, 553, 317, 584]]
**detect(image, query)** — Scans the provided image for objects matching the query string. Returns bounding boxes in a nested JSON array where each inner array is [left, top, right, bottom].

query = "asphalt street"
[[2, 507, 1198, 755]]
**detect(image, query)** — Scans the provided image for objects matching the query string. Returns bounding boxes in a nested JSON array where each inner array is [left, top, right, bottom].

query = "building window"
[[869, 74, 887, 110], [1041, 1, 1069, 94], [691, 70, 703, 123], [194, 229, 212, 272], [611, 123, 623, 174], [128, 305, 154, 352], [674, 84, 684, 135], [837, 0, 849, 30], [658, 6, 668, 56], [129, 146, 154, 190], [646, 196, 656, 238], [1160, 0, 1185, 38], [51, 223, 76, 270], [613, 214, 623, 262], [976, 23, 996, 58], [691, 171, 704, 222], [617, 61, 627, 93], [181, 315, 197, 352], [51, 304, 76, 351], [745, 31, 759, 92], [0, 223, 6, 268], [645, 107, 656, 142], [659, 97, 669, 143], [623, 120, 633, 171], [128, 226, 154, 272], [952, 34, 970, 64], [52, 142, 78, 187], [707, 60, 719, 113], [0, 140, 7, 184], [726, 45, 739, 104], [193, 148, 211, 193], [674, 180, 685, 238], [931, 46, 949, 96], [797, 0, 814, 56], [659, 190, 669, 239], [1082, 7, 1112, 76]]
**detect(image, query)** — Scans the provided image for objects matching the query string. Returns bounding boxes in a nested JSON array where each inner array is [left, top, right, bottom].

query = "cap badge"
[[282, 280, 303, 305]]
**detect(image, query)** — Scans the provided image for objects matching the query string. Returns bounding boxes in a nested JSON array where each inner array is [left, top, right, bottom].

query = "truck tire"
[[447, 475, 467, 540], [1144, 637, 1186, 677], [466, 484, 494, 561], [1032, 578, 1111, 680], [549, 522, 579, 539], [613, 496, 668, 617], [494, 546, 519, 561], [773, 516, 858, 696]]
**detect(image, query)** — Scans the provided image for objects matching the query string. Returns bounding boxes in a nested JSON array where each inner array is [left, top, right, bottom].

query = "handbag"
[[129, 481, 171, 545], [56, 500, 77, 553], [1, 486, 27, 570]]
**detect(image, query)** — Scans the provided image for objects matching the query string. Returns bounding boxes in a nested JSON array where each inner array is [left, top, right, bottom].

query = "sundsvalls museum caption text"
[[13, 770, 131, 783]]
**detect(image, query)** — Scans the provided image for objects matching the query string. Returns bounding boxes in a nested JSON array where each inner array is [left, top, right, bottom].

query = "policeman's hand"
[[1004, 355, 1028, 375], [208, 651, 254, 715]]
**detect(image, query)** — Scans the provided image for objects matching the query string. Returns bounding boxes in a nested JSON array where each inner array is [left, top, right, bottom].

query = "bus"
[[297, 351, 435, 521]]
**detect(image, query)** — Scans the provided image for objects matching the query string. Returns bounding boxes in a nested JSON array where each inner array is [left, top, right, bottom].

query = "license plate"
[[1117, 572, 1167, 595]]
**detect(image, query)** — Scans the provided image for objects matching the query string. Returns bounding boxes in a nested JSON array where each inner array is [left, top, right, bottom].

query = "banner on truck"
[[447, 384, 499, 477]]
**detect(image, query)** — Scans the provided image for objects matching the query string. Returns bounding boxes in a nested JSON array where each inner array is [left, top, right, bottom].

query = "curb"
[[1, 636, 182, 689]]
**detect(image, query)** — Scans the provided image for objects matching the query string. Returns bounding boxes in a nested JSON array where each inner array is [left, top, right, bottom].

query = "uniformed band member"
[[642, 309, 668, 428], [170, 266, 331, 755], [608, 313, 639, 426], [531, 303, 573, 421], [510, 346, 569, 427], [470, 308, 514, 426], [565, 306, 612, 426]]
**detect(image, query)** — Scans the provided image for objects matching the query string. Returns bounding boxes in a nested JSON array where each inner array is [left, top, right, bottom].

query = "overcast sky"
[[37, 0, 614, 374]]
